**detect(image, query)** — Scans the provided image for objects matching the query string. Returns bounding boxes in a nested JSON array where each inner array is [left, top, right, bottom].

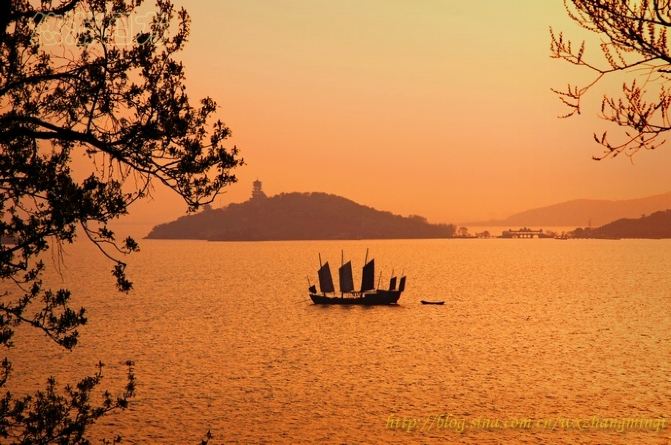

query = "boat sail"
[[309, 251, 406, 305], [389, 276, 397, 291], [318, 262, 335, 294], [398, 276, 406, 292], [360, 259, 375, 292], [339, 261, 354, 294]]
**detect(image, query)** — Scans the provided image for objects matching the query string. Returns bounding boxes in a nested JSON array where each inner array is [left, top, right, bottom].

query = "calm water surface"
[[7, 239, 671, 444]]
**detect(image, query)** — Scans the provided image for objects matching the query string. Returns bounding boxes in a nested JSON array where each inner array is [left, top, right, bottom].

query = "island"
[[146, 181, 456, 241], [571, 209, 671, 239]]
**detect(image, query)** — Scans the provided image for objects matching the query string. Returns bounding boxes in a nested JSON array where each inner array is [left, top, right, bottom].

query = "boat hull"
[[309, 290, 401, 305]]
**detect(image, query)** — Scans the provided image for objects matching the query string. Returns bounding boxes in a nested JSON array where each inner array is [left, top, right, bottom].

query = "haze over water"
[[8, 239, 670, 444]]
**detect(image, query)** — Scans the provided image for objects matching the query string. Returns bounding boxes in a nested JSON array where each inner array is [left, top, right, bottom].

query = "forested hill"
[[146, 192, 456, 240], [571, 210, 671, 239]]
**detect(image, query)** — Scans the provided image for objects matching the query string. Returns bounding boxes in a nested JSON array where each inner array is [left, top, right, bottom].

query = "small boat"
[[308, 250, 405, 305], [421, 300, 444, 305]]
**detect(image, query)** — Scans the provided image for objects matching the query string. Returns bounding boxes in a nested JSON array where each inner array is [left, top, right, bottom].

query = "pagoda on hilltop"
[[251, 179, 267, 200]]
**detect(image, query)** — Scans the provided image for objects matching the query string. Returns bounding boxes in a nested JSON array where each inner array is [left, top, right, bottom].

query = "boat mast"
[[364, 248, 369, 295], [341, 250, 344, 297]]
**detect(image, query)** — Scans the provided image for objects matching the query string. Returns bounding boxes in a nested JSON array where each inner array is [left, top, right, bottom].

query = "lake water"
[[7, 239, 671, 444]]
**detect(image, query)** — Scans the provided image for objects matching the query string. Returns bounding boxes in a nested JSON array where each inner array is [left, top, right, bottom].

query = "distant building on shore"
[[501, 228, 549, 239], [251, 180, 267, 200]]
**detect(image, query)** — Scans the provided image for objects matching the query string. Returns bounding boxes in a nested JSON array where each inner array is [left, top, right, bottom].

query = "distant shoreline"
[[144, 188, 671, 242], [141, 236, 671, 242]]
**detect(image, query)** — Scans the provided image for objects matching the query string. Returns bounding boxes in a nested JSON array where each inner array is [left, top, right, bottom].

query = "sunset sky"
[[118, 0, 671, 232]]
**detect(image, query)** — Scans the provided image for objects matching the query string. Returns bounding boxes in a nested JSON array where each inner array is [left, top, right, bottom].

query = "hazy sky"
[[117, 0, 671, 232]]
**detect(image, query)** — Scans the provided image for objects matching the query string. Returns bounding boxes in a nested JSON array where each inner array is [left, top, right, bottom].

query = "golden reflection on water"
[[7, 239, 671, 444]]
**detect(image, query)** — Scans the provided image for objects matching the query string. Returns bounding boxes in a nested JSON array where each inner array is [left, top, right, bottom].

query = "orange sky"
[[114, 0, 671, 234]]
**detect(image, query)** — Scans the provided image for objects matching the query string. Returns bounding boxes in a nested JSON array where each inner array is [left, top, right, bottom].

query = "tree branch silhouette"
[[1, 0, 241, 442], [551, 0, 671, 159]]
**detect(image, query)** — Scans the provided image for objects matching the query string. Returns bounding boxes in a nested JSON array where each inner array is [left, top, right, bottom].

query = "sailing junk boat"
[[309, 251, 405, 305]]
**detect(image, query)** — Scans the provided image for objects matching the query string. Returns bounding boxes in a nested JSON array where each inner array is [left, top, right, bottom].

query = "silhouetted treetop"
[[1, 0, 241, 442], [551, 0, 671, 159]]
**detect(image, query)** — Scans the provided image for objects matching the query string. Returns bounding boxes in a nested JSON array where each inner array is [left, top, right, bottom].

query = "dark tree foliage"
[[551, 0, 671, 159], [0, 0, 241, 442]]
